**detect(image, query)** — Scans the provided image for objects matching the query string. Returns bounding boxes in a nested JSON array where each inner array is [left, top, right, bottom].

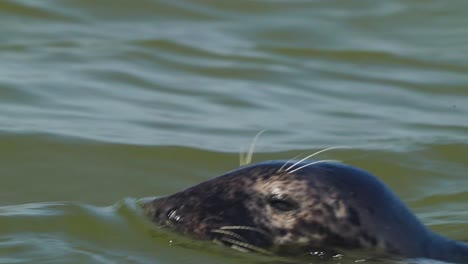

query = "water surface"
[[1, 0, 468, 263]]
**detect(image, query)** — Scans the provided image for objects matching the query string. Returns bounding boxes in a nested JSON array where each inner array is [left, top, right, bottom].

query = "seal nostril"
[[167, 207, 183, 222], [151, 202, 180, 222]]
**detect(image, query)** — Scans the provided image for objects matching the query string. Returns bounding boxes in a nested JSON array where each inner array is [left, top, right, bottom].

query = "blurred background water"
[[1, 0, 468, 263]]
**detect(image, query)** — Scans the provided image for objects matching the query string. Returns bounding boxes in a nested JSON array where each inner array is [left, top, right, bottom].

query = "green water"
[[1, 0, 468, 263]]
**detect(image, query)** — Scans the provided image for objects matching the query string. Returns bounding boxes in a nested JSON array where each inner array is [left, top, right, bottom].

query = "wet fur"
[[144, 161, 468, 263]]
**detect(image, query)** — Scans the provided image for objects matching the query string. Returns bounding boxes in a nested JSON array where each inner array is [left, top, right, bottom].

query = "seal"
[[143, 160, 468, 263]]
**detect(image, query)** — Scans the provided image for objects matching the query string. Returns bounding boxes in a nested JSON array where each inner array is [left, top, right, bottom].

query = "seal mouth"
[[210, 225, 273, 255], [146, 198, 274, 254]]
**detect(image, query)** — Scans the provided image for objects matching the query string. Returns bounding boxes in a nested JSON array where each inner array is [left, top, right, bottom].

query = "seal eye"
[[268, 196, 299, 212]]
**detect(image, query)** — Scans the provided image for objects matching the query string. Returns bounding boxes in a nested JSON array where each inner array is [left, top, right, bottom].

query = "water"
[[1, 0, 468, 263]]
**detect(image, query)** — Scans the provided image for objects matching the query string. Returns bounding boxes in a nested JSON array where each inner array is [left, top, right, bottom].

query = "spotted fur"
[[144, 160, 468, 263]]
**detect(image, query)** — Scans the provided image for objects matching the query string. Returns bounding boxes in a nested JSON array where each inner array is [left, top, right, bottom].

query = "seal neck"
[[426, 233, 468, 263]]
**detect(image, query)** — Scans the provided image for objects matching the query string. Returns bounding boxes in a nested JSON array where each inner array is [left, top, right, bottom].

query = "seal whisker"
[[287, 160, 341, 174], [278, 153, 305, 172], [211, 229, 248, 242], [241, 130, 266, 166], [239, 147, 246, 166], [284, 146, 347, 172], [217, 237, 273, 255], [219, 225, 270, 237]]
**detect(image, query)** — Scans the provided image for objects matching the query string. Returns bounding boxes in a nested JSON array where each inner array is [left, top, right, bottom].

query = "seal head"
[[144, 160, 468, 262]]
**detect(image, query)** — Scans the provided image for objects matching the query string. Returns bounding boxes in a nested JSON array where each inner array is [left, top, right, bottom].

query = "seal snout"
[[144, 198, 184, 225]]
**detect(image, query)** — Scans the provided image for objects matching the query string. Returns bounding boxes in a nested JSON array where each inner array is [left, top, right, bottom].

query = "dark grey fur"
[[144, 160, 468, 263]]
